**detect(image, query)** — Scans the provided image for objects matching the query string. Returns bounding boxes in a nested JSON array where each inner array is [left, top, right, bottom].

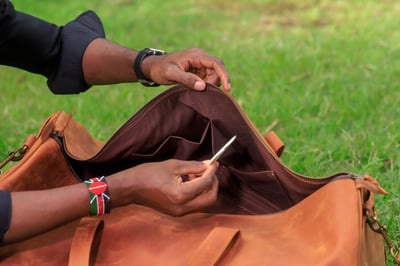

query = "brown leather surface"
[[188, 227, 240, 266], [0, 111, 81, 190], [0, 179, 386, 265], [0, 84, 388, 265], [62, 113, 105, 161]]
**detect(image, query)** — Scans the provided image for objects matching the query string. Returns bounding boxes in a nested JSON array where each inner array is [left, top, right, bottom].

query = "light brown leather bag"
[[0, 84, 397, 265]]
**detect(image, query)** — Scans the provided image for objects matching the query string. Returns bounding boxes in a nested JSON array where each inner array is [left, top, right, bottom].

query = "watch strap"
[[133, 48, 165, 87]]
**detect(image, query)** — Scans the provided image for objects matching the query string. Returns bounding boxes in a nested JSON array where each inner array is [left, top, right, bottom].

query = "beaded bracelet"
[[84, 176, 111, 216]]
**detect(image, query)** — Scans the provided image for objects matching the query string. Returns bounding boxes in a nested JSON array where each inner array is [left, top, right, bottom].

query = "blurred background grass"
[[1, 0, 399, 262]]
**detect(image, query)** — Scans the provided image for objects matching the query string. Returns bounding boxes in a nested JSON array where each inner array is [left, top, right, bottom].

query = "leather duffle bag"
[[0, 84, 397, 265]]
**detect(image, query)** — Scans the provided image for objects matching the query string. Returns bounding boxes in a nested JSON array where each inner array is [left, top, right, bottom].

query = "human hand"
[[142, 48, 231, 92], [112, 159, 219, 216]]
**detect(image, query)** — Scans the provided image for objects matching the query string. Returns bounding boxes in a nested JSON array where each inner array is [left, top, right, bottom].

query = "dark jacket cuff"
[[47, 10, 106, 94]]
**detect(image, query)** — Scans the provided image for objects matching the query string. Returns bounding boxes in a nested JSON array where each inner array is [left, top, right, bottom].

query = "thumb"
[[173, 70, 207, 91]]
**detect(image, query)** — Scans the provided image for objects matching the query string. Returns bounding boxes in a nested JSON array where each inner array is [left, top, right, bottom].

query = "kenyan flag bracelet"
[[84, 176, 111, 216]]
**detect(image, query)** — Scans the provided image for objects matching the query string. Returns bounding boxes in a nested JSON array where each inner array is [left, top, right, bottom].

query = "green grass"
[[1, 0, 400, 263]]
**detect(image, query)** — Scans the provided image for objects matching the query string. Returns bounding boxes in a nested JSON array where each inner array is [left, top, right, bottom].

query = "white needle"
[[209, 135, 237, 164]]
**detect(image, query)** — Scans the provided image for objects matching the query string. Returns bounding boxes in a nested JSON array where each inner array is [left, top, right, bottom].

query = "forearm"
[[4, 184, 89, 243], [3, 172, 133, 244], [2, 160, 217, 244], [82, 38, 139, 85]]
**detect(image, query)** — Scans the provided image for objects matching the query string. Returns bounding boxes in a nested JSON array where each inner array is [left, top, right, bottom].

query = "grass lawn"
[[1, 0, 399, 263]]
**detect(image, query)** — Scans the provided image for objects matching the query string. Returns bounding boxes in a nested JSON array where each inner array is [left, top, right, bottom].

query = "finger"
[[202, 71, 220, 87], [188, 56, 230, 92], [165, 57, 230, 92], [167, 68, 207, 91], [210, 62, 230, 92], [174, 160, 208, 176], [181, 177, 219, 213], [185, 159, 219, 181], [179, 162, 218, 198]]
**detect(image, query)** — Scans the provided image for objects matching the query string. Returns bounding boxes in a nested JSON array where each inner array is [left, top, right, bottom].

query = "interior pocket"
[[209, 165, 293, 215], [70, 118, 213, 178]]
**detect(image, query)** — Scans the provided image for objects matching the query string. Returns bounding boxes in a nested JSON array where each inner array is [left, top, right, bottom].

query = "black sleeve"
[[0, 0, 106, 94], [0, 190, 11, 242]]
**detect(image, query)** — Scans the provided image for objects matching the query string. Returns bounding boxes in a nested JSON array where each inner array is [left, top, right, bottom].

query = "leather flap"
[[62, 114, 105, 161]]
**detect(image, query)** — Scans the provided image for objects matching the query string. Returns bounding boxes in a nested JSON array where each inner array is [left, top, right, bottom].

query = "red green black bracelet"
[[84, 176, 111, 216]]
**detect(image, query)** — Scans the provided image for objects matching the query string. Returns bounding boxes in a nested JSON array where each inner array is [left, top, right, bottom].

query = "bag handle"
[[68, 217, 104, 266], [188, 227, 240, 266], [68, 221, 239, 266]]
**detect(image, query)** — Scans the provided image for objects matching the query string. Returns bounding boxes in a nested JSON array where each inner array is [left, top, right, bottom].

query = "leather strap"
[[133, 48, 165, 87], [188, 227, 240, 266], [265, 131, 285, 157], [68, 217, 104, 266], [23, 134, 36, 148], [355, 175, 388, 196]]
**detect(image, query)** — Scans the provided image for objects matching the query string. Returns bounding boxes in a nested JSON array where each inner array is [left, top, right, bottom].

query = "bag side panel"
[[0, 138, 79, 191]]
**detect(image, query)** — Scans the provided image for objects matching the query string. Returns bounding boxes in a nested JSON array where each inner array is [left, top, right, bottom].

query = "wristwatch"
[[133, 48, 166, 87]]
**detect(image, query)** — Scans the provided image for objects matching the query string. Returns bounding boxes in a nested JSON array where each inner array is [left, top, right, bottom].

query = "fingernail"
[[194, 81, 206, 90], [227, 83, 231, 92]]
